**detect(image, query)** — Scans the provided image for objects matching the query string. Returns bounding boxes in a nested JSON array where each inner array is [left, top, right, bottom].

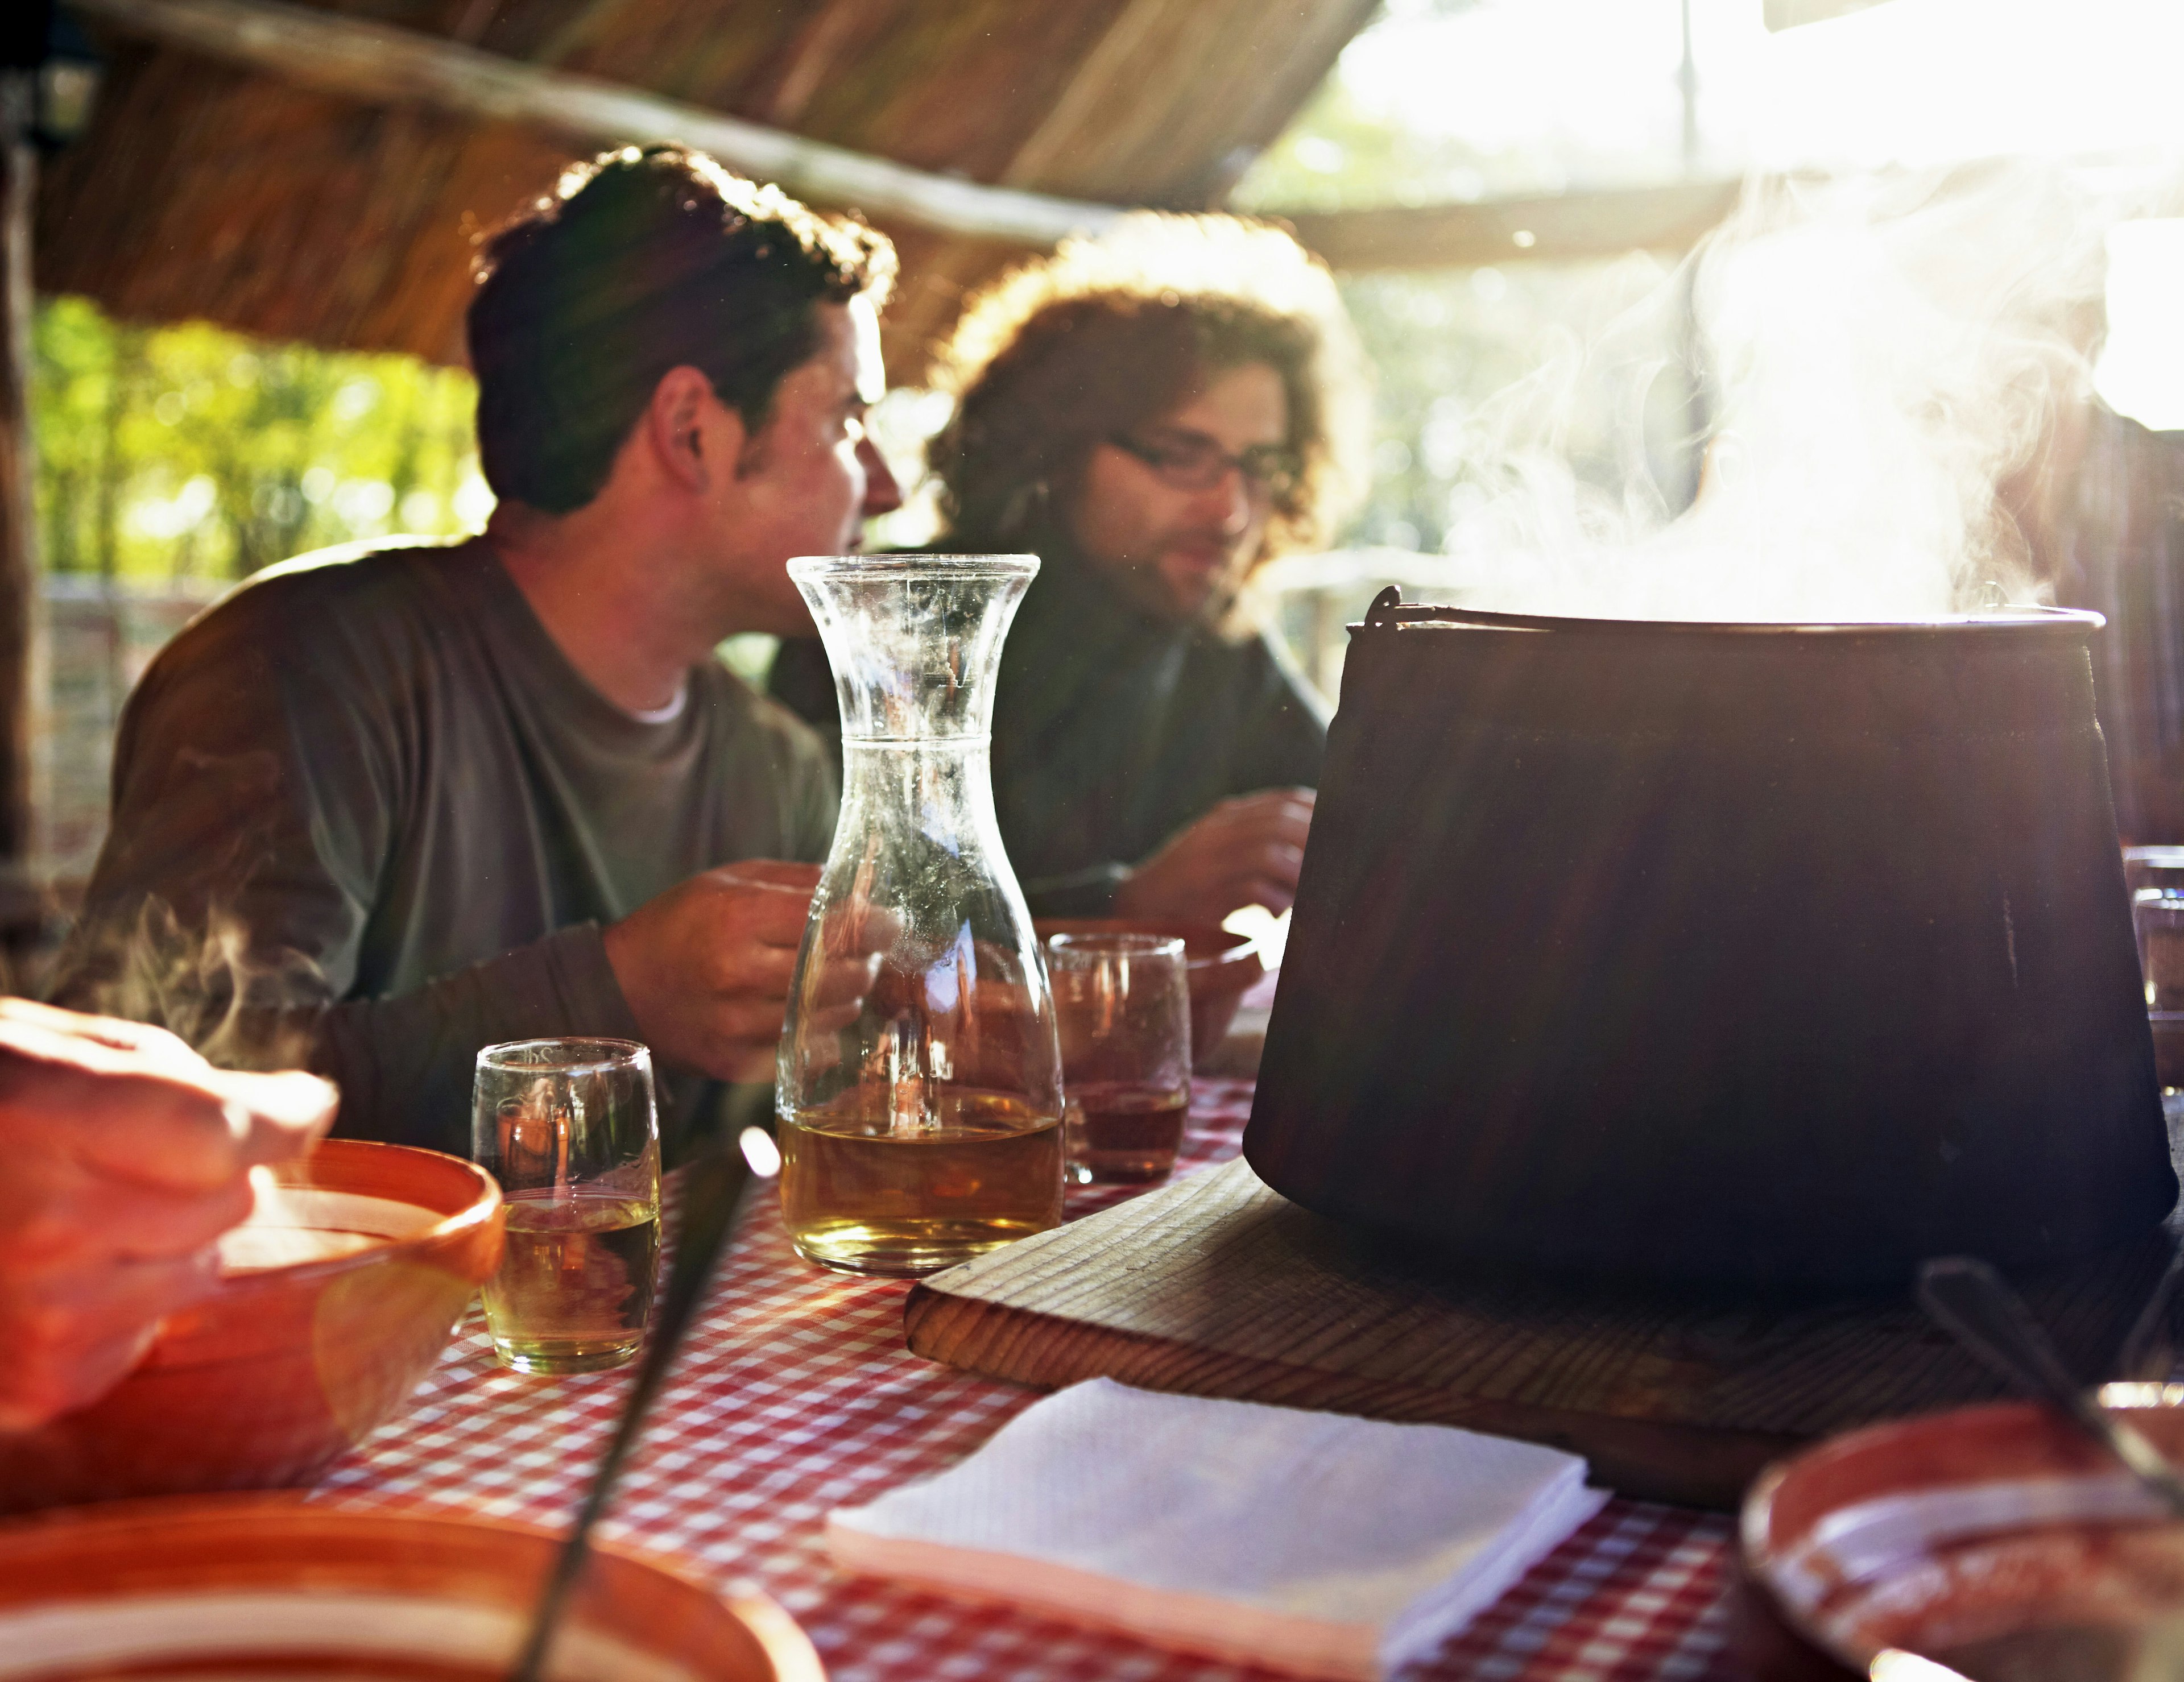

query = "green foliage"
[[31, 296, 489, 581], [1235, 76, 1500, 216]]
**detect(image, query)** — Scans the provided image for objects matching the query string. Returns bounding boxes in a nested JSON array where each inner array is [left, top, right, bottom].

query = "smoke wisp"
[[63, 895, 321, 1073]]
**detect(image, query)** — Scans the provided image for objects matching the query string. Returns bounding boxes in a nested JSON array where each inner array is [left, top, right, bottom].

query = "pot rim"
[[1356, 600, 2106, 637]]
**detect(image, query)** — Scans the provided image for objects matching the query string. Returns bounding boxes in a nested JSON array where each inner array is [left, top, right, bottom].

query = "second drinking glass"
[[1049, 932, 1193, 1184]]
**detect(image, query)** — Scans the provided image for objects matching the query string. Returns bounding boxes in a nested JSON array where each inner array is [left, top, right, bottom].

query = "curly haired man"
[[772, 214, 1370, 922]]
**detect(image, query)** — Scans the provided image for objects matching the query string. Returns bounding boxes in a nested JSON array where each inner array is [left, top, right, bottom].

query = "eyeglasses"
[[1107, 432, 1302, 502]]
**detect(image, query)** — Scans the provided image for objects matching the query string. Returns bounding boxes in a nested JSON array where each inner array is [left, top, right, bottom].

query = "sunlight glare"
[[2097, 221, 2184, 433], [1334, 0, 2184, 179], [1736, 0, 2184, 171]]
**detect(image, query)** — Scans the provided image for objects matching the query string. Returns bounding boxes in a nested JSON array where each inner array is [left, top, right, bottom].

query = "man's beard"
[[1098, 542, 1258, 635]]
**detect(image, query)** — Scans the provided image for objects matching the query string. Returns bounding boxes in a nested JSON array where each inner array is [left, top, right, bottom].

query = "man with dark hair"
[[56, 147, 900, 1157], [771, 213, 1369, 923]]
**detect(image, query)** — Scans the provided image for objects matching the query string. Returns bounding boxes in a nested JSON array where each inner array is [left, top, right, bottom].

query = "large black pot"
[[1243, 594, 2177, 1289]]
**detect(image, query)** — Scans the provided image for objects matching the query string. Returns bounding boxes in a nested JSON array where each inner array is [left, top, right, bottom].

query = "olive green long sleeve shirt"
[[55, 538, 837, 1157]]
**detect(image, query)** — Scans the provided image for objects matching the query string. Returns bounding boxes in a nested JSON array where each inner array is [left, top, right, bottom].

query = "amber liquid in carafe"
[[780, 1085, 1064, 1277]]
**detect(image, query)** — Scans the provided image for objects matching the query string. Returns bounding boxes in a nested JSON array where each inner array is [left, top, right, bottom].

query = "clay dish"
[[1740, 1389, 2184, 1679], [0, 1138, 503, 1513], [0, 1493, 821, 1681]]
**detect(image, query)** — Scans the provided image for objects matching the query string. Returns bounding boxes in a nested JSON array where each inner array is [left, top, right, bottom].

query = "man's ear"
[[644, 367, 741, 492]]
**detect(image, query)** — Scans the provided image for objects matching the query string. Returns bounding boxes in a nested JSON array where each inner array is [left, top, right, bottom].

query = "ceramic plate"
[[0, 1494, 822, 1682], [1743, 1386, 2184, 1680]]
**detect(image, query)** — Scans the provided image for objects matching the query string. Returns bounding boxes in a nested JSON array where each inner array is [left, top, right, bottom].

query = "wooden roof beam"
[[69, 0, 1130, 246], [1287, 179, 1745, 271], [68, 0, 1748, 274]]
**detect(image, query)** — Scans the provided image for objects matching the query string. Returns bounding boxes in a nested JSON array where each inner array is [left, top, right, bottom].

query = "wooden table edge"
[[903, 1281, 1800, 1510]]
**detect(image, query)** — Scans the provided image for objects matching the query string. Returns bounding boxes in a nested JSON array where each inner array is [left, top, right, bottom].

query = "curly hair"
[[469, 145, 896, 513], [926, 213, 1369, 560]]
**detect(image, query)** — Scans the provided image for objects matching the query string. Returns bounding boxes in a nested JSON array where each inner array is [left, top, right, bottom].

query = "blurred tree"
[[1236, 76, 1693, 556], [1236, 71, 1495, 217], [31, 296, 487, 583]]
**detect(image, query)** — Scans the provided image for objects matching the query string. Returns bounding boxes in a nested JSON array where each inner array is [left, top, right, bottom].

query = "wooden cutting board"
[[903, 1157, 2181, 1509]]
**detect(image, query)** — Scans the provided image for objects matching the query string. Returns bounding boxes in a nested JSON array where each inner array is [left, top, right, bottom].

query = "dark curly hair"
[[469, 145, 896, 513], [926, 213, 1367, 560]]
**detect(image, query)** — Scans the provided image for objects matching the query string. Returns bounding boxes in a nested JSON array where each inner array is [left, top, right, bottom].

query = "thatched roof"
[[36, 0, 1379, 378]]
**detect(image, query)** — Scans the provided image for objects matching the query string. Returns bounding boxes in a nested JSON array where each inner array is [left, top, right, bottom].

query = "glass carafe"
[[777, 554, 1063, 1276]]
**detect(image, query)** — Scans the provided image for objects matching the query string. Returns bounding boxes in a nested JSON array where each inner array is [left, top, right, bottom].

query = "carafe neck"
[[788, 554, 1039, 743]]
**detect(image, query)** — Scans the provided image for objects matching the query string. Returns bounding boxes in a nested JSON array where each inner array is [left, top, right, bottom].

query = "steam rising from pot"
[[1429, 161, 2133, 621]]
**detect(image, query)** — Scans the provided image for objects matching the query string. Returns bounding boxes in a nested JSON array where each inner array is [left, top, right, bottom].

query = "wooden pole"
[[0, 72, 37, 865]]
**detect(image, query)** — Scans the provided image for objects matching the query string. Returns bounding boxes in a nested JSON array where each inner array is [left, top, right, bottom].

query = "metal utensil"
[[508, 1127, 779, 1682], [1916, 1254, 2184, 1517]]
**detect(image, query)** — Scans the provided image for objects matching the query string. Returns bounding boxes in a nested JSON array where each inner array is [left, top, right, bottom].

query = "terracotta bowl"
[[1035, 917, 1266, 1068], [0, 1494, 821, 1681], [0, 1138, 503, 1514], [1739, 1389, 2184, 1679]]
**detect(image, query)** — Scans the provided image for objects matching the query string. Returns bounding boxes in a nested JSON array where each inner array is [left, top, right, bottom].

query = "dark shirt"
[[54, 538, 837, 1157], [769, 529, 1327, 914]]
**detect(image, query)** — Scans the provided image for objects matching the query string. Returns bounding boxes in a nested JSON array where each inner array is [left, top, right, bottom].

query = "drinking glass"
[[472, 1038, 661, 1373], [1049, 932, 1192, 1184], [2127, 847, 2184, 897]]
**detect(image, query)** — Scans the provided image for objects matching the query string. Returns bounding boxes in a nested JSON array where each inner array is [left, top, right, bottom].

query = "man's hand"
[[1113, 788, 1316, 925], [605, 861, 870, 1082], [0, 999, 336, 1431]]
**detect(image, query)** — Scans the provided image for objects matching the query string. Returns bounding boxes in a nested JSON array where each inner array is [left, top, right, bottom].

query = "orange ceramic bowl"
[[1739, 1388, 2184, 1679], [1036, 917, 1266, 1067], [0, 1138, 503, 1514], [0, 1494, 822, 1681]]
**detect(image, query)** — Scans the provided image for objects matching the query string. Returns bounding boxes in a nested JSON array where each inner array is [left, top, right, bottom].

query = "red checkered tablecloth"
[[313, 1081, 1740, 1681]]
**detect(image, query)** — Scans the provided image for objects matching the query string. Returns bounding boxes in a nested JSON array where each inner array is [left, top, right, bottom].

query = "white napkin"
[[827, 1378, 1607, 1680]]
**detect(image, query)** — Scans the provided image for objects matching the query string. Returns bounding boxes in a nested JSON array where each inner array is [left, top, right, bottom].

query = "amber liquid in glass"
[[481, 1189, 661, 1373], [1066, 1082, 1189, 1184], [780, 1085, 1064, 1277]]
